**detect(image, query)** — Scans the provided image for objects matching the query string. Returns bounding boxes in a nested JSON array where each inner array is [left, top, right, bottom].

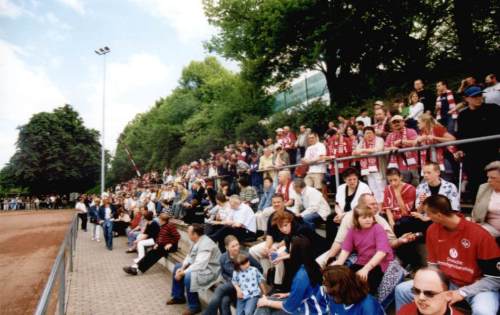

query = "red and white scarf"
[[359, 137, 378, 176], [435, 89, 457, 120], [327, 135, 350, 172], [387, 127, 418, 169], [277, 180, 292, 202]]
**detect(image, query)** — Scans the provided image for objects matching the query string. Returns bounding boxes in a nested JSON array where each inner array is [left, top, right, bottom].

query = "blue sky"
[[0, 0, 237, 167]]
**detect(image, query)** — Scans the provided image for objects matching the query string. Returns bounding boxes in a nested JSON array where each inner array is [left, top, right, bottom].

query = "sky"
[[0, 0, 237, 167]]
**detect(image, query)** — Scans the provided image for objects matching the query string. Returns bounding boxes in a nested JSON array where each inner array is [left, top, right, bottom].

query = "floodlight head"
[[94, 50, 99, 54], [104, 46, 110, 51], [99, 48, 105, 53]]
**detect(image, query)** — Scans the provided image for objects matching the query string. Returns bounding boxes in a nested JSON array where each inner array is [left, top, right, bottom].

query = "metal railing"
[[257, 134, 500, 190], [34, 213, 78, 315]]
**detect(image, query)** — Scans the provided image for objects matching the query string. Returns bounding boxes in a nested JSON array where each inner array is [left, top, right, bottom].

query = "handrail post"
[[58, 259, 65, 315], [69, 222, 74, 272], [430, 145, 437, 162], [334, 159, 340, 191]]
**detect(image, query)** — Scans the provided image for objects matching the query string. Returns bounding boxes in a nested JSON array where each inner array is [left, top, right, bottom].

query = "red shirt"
[[426, 217, 500, 286], [382, 183, 416, 220], [398, 302, 464, 315], [130, 212, 142, 229], [156, 223, 180, 247]]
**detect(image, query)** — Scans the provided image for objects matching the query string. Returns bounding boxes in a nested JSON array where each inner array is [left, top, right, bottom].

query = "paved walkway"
[[67, 229, 185, 315]]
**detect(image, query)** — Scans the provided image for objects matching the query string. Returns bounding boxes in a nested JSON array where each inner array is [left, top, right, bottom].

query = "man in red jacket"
[[123, 213, 180, 275]]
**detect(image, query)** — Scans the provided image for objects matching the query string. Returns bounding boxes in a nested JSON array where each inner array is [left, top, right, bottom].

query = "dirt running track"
[[0, 210, 74, 315]]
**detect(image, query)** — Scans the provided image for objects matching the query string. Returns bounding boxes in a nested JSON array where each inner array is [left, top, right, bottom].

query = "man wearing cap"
[[385, 115, 420, 186], [396, 194, 500, 315], [455, 85, 500, 201]]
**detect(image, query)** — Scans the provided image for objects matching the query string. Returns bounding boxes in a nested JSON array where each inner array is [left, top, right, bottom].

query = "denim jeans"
[[237, 296, 259, 315], [302, 212, 322, 230], [203, 282, 235, 315], [102, 219, 113, 250], [254, 297, 288, 315], [171, 263, 201, 312], [395, 280, 499, 315], [127, 229, 140, 247]]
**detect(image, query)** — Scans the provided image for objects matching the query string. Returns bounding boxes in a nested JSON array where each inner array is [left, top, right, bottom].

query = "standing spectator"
[[345, 125, 360, 152], [414, 79, 436, 116], [274, 170, 297, 211], [167, 224, 221, 315], [373, 107, 391, 139], [395, 195, 500, 315], [354, 126, 386, 206], [385, 115, 419, 186], [332, 206, 394, 294], [295, 125, 310, 159], [88, 197, 101, 242], [398, 267, 465, 315], [484, 73, 500, 105], [414, 113, 456, 172], [356, 108, 372, 127], [248, 154, 263, 194], [282, 126, 297, 169], [238, 176, 258, 209], [98, 197, 116, 250], [455, 85, 500, 201], [257, 177, 275, 212], [406, 91, 424, 130], [325, 128, 352, 193], [322, 265, 384, 314], [232, 254, 267, 315], [133, 211, 159, 263], [75, 197, 88, 232], [259, 148, 276, 181], [435, 80, 457, 133], [301, 133, 327, 190], [293, 178, 331, 229]]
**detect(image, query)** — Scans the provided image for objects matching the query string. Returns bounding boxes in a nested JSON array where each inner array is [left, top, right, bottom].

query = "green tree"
[[0, 105, 101, 194]]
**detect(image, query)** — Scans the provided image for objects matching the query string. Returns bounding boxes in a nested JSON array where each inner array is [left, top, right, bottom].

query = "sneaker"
[[125, 249, 136, 253], [96, 239, 101, 242], [182, 309, 201, 315], [166, 298, 186, 305], [123, 266, 138, 276]]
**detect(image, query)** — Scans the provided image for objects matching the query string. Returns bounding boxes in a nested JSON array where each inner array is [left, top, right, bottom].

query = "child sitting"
[[232, 253, 266, 315], [333, 206, 394, 294]]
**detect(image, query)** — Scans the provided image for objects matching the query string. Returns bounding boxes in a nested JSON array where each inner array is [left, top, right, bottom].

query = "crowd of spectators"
[[1, 193, 77, 210], [77, 76, 499, 315]]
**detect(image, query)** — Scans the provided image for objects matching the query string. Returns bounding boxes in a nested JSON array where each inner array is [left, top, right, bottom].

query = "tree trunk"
[[453, 0, 475, 63]]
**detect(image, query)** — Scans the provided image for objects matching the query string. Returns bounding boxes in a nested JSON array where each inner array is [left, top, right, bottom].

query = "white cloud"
[[0, 39, 67, 166], [82, 53, 175, 154], [0, 0, 24, 18], [130, 0, 215, 42], [56, 0, 85, 15]]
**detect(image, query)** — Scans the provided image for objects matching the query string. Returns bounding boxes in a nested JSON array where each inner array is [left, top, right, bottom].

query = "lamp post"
[[94, 46, 110, 197]]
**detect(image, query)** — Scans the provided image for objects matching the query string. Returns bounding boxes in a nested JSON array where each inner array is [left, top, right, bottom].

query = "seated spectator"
[[293, 178, 331, 229], [167, 224, 221, 315], [257, 177, 275, 212], [249, 154, 263, 194], [273, 145, 290, 170], [259, 147, 276, 181], [255, 236, 325, 315], [182, 180, 206, 224], [415, 162, 460, 213], [123, 213, 180, 275], [472, 161, 500, 238], [112, 207, 131, 236], [317, 193, 416, 268], [250, 194, 296, 288], [172, 182, 189, 219], [301, 132, 327, 190], [326, 168, 372, 244], [354, 126, 386, 205], [133, 211, 160, 263], [204, 235, 262, 315], [205, 193, 233, 236], [398, 267, 465, 315], [385, 115, 420, 186], [126, 206, 147, 253], [356, 108, 372, 127], [322, 265, 384, 314], [207, 195, 256, 252], [332, 206, 394, 294], [396, 195, 500, 315], [232, 253, 267, 315], [238, 176, 259, 209]]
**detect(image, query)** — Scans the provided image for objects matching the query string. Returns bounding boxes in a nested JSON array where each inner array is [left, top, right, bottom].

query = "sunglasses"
[[411, 287, 444, 299]]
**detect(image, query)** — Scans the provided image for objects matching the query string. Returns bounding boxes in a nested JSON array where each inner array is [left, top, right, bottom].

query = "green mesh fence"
[[272, 72, 328, 112]]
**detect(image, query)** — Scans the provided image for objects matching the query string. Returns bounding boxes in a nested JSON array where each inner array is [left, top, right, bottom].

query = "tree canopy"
[[203, 0, 500, 107], [0, 105, 102, 194], [107, 57, 272, 183]]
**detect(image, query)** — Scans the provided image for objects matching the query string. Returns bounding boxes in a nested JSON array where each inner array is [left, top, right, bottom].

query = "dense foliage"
[[204, 0, 500, 107], [107, 57, 272, 183], [0, 105, 102, 194]]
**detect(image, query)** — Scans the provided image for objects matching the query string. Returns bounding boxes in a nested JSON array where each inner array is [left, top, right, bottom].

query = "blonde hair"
[[418, 113, 440, 132], [408, 91, 419, 105]]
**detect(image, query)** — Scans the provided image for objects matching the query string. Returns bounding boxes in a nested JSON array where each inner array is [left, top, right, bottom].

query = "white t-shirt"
[[232, 203, 256, 233], [408, 102, 424, 120], [75, 201, 87, 213], [305, 142, 327, 174], [356, 116, 372, 127], [484, 83, 500, 106]]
